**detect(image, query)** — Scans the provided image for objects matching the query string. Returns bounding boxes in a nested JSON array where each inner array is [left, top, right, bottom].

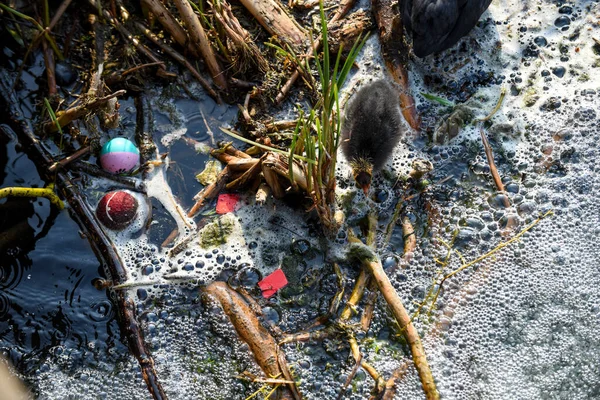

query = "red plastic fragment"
[[216, 193, 240, 214], [258, 269, 288, 298]]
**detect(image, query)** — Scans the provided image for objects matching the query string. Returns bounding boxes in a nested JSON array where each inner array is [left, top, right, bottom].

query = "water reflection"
[[0, 127, 128, 383]]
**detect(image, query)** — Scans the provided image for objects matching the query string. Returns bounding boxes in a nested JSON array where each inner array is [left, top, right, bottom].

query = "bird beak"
[[361, 183, 370, 196]]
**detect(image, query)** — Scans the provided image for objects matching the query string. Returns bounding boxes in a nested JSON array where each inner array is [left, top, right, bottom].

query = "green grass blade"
[[420, 92, 455, 107]]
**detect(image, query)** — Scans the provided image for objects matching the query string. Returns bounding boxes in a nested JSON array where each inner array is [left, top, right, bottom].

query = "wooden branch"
[[480, 126, 507, 194], [48, 146, 91, 173], [348, 336, 385, 390], [43, 90, 126, 134], [328, 10, 373, 54], [188, 166, 231, 217], [228, 157, 260, 172], [402, 216, 416, 255], [204, 282, 300, 400], [47, 0, 74, 33], [174, 0, 228, 90], [372, 0, 420, 130], [42, 39, 57, 96], [237, 0, 307, 50], [350, 244, 439, 400]]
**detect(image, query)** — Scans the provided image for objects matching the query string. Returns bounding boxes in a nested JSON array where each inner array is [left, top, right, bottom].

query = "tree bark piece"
[[237, 0, 307, 50], [328, 10, 373, 54], [372, 0, 420, 130], [174, 0, 228, 90], [204, 282, 300, 400]]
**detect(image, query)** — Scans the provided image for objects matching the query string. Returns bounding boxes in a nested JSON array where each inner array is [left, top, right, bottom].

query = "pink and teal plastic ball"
[[99, 138, 140, 174]]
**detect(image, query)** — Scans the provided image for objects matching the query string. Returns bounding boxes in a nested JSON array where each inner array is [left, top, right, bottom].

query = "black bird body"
[[341, 80, 404, 194], [402, 0, 493, 57]]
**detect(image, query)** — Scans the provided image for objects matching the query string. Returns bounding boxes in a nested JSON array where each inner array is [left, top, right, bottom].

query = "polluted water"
[[2, 0, 600, 399]]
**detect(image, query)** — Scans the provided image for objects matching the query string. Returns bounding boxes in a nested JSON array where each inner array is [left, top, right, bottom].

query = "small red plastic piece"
[[216, 193, 240, 214], [258, 269, 288, 298]]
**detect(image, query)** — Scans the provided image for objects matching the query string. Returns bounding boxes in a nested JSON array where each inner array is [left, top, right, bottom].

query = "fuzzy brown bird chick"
[[341, 80, 405, 195]]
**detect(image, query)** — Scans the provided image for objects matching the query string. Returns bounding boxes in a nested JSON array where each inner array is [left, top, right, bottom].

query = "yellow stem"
[[0, 185, 64, 209]]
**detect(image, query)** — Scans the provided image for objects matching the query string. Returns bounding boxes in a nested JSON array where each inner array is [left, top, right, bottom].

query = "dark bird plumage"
[[341, 80, 405, 194], [402, 0, 493, 57]]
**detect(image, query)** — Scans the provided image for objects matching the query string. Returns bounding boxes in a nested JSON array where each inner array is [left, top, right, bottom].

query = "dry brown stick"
[[223, 143, 252, 159], [372, 0, 420, 130], [41, 38, 57, 96], [359, 288, 377, 332], [140, 0, 199, 57], [275, 0, 357, 104], [340, 270, 369, 321], [121, 61, 166, 77], [362, 215, 417, 331], [238, 0, 307, 50], [480, 126, 505, 193], [376, 361, 410, 400], [174, 0, 228, 90], [134, 21, 220, 102], [265, 120, 298, 131], [330, 0, 356, 23], [204, 282, 301, 400], [228, 157, 260, 172], [340, 212, 377, 322], [402, 216, 416, 255], [349, 244, 439, 400], [48, 146, 91, 173], [43, 90, 126, 134], [210, 150, 241, 164], [188, 166, 231, 217]]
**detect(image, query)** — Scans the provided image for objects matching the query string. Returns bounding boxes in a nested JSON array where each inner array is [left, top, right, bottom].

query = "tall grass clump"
[[290, 1, 367, 234]]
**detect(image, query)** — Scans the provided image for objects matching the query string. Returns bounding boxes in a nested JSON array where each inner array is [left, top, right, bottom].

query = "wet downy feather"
[[341, 79, 405, 191]]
